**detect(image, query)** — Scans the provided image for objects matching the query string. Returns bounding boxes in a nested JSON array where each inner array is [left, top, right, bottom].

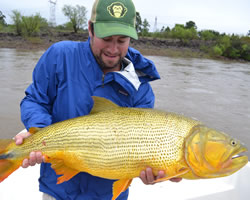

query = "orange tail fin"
[[0, 139, 21, 183]]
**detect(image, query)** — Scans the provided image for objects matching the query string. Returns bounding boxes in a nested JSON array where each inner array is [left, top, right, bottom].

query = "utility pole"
[[49, 0, 57, 27], [153, 16, 157, 32]]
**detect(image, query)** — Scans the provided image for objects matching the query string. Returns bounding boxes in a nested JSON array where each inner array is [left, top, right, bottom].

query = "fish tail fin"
[[0, 139, 21, 183]]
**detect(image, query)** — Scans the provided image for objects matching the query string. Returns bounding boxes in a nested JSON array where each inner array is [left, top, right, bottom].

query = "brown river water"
[[0, 48, 249, 158]]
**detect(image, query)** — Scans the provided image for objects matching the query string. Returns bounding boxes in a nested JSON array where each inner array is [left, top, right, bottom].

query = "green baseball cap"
[[90, 0, 138, 40]]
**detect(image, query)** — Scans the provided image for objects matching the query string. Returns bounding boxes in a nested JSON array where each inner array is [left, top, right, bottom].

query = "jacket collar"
[[116, 57, 141, 90]]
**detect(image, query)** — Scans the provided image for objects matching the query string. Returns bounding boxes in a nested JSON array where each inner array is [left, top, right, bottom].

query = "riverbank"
[[0, 32, 211, 59], [1, 31, 249, 62]]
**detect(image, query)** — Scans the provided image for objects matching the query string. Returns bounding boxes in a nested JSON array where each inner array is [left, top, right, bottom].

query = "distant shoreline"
[[0, 32, 207, 57], [0, 32, 245, 61]]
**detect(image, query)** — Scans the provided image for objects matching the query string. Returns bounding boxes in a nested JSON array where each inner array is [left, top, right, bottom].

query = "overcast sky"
[[1, 0, 250, 35]]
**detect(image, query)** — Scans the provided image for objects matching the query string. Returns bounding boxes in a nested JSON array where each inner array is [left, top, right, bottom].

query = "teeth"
[[232, 150, 247, 159], [232, 155, 241, 159]]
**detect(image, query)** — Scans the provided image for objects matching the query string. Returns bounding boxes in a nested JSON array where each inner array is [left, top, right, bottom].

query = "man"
[[15, 0, 181, 199]]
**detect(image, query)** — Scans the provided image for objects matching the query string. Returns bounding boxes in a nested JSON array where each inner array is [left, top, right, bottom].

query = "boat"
[[129, 162, 250, 200]]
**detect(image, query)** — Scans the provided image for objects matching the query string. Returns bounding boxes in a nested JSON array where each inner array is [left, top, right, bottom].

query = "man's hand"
[[14, 131, 45, 168], [139, 167, 182, 185]]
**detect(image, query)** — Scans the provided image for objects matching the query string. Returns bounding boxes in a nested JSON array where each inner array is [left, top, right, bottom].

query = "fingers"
[[145, 168, 155, 184], [15, 135, 25, 145], [139, 170, 147, 184], [140, 167, 165, 185], [140, 167, 182, 185], [156, 170, 165, 180], [14, 131, 31, 145], [22, 151, 45, 168], [170, 177, 182, 182], [14, 131, 44, 168]]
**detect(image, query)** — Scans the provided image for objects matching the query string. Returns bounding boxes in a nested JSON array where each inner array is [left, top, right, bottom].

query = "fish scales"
[[92, 108, 196, 177], [13, 107, 199, 179]]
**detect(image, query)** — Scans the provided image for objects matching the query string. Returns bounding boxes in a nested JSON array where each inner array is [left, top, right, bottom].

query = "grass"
[[134, 45, 211, 59], [25, 36, 43, 44]]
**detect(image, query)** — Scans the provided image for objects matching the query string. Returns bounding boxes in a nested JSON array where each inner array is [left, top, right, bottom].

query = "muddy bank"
[[0, 32, 209, 58]]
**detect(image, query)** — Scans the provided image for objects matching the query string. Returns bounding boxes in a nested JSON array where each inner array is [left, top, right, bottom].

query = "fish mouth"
[[230, 147, 248, 166], [232, 153, 246, 160]]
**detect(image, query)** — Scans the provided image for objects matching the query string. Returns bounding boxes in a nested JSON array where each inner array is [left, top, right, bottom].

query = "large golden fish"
[[0, 97, 248, 200]]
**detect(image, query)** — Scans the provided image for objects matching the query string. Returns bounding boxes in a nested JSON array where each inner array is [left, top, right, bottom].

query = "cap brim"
[[94, 22, 138, 40]]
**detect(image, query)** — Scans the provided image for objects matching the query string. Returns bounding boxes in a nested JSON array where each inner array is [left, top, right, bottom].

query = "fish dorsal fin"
[[90, 96, 119, 114], [29, 127, 42, 134]]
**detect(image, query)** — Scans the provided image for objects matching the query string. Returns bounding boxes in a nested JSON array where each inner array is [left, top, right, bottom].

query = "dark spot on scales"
[[0, 153, 14, 159], [42, 141, 46, 146]]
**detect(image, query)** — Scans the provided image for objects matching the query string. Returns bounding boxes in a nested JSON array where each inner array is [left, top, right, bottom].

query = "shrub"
[[21, 14, 42, 36], [199, 30, 219, 41], [170, 25, 198, 44], [212, 45, 223, 56], [10, 10, 22, 35]]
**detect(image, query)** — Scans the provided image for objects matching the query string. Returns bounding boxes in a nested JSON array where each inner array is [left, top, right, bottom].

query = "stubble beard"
[[95, 51, 123, 71]]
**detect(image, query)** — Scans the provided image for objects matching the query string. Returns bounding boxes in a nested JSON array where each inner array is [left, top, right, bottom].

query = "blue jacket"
[[20, 39, 160, 200]]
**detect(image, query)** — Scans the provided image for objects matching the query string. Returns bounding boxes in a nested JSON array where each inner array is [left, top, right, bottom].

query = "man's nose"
[[107, 41, 119, 54]]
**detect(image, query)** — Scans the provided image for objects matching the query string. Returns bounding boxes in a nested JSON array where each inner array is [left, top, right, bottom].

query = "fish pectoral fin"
[[45, 156, 79, 184], [153, 167, 190, 183], [56, 167, 79, 184], [112, 179, 133, 200], [28, 127, 42, 134]]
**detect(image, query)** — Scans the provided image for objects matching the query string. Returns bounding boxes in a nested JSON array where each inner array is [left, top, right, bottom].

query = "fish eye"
[[230, 139, 237, 146]]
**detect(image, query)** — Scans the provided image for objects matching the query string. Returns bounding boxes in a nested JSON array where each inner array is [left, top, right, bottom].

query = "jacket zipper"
[[102, 74, 105, 88]]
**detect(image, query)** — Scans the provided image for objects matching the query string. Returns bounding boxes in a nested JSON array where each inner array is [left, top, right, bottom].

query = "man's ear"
[[88, 20, 94, 38]]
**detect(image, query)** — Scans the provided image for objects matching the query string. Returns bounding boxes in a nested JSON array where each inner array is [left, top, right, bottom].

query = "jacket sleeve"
[[20, 45, 58, 131]]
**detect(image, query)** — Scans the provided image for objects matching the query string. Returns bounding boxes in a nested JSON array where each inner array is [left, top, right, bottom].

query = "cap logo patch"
[[107, 2, 128, 18]]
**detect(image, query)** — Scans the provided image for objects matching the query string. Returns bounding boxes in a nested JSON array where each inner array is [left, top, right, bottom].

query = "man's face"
[[89, 23, 130, 73]]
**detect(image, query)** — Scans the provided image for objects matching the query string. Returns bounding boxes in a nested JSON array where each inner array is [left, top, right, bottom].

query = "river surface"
[[0, 48, 249, 158]]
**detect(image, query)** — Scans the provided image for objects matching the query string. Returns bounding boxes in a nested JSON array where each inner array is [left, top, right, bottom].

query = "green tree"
[[199, 30, 219, 41], [141, 18, 150, 36], [165, 26, 171, 32], [226, 35, 242, 59], [135, 12, 142, 33], [241, 43, 250, 61], [174, 24, 185, 29], [0, 11, 6, 25], [248, 30, 250, 36], [10, 10, 22, 35], [185, 21, 197, 29], [160, 26, 165, 32], [39, 16, 49, 33], [21, 13, 47, 36], [212, 45, 223, 56], [62, 5, 87, 33], [216, 35, 231, 53], [171, 24, 198, 43]]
